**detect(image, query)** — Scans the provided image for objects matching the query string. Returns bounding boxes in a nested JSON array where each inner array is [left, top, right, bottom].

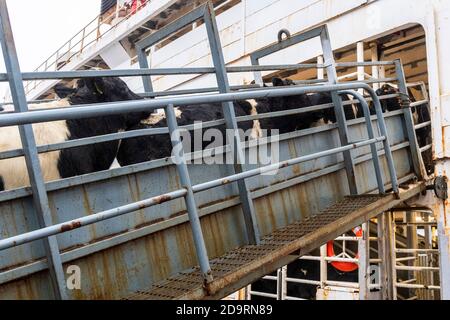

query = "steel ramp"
[[125, 183, 424, 300]]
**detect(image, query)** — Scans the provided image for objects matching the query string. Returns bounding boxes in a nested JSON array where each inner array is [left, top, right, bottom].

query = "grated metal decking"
[[124, 183, 425, 300]]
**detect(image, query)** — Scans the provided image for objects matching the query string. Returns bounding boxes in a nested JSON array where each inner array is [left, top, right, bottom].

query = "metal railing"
[[0, 1, 424, 300]]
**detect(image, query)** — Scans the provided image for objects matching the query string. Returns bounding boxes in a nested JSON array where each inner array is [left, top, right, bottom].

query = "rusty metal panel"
[[0, 116, 415, 299]]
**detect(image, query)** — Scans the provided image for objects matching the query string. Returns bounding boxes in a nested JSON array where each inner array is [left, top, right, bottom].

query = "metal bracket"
[[277, 29, 291, 43], [433, 176, 448, 200]]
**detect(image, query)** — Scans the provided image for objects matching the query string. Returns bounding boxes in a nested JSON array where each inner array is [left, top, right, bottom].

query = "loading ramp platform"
[[125, 182, 425, 300]]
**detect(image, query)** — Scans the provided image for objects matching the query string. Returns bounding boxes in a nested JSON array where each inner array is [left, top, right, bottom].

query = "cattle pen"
[[0, 0, 448, 300]]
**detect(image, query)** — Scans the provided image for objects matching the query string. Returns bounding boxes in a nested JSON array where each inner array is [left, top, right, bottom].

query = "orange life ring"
[[326, 226, 363, 273]]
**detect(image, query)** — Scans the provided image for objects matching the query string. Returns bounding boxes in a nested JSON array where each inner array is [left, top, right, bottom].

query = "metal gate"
[[0, 1, 428, 299]]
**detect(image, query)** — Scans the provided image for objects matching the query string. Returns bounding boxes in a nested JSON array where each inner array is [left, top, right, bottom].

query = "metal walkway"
[[125, 183, 425, 300]]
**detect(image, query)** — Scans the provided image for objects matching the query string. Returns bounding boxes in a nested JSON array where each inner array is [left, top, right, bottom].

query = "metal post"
[[137, 47, 154, 95], [370, 43, 380, 91], [320, 245, 327, 289], [317, 56, 325, 80], [320, 27, 358, 195], [388, 211, 398, 300], [204, 2, 260, 244], [339, 90, 385, 193], [377, 212, 393, 299], [406, 211, 418, 297], [437, 203, 450, 299], [277, 266, 287, 300], [366, 89, 400, 194], [165, 104, 213, 283], [0, 0, 67, 300], [357, 42, 365, 95], [394, 59, 424, 180], [358, 222, 369, 300]]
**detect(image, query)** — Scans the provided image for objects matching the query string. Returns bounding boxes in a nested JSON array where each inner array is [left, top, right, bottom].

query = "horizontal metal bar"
[[420, 144, 432, 153], [396, 257, 417, 262], [0, 118, 227, 160], [410, 100, 429, 108], [286, 278, 320, 286], [0, 188, 188, 250], [248, 291, 277, 299], [325, 281, 359, 289], [395, 222, 436, 226], [139, 84, 259, 98], [299, 256, 321, 261], [0, 82, 379, 127], [414, 121, 431, 130], [4, 64, 329, 81], [262, 275, 277, 281], [0, 136, 384, 251], [251, 26, 325, 61], [0, 108, 407, 203], [396, 249, 439, 253], [233, 93, 400, 123], [395, 266, 440, 272], [192, 137, 385, 193], [399, 278, 417, 284], [285, 296, 307, 301], [4, 88, 402, 159], [395, 283, 440, 290], [335, 61, 396, 67]]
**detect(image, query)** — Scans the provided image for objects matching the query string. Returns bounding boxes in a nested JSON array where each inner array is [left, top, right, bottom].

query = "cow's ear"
[[54, 83, 76, 99], [272, 77, 284, 87], [92, 78, 105, 95]]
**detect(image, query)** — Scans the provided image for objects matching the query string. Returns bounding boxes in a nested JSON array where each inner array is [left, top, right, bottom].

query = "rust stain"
[[60, 221, 82, 232], [152, 194, 173, 206]]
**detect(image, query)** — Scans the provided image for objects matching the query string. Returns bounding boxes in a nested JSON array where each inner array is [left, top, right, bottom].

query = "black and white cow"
[[255, 77, 362, 134], [254, 78, 324, 134], [116, 101, 255, 166], [0, 77, 150, 191]]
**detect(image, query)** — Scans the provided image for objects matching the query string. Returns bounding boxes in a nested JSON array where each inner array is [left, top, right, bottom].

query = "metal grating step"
[[124, 183, 424, 300]]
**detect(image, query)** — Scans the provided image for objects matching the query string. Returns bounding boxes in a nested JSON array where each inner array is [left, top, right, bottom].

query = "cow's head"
[[60, 77, 151, 129], [376, 84, 401, 112]]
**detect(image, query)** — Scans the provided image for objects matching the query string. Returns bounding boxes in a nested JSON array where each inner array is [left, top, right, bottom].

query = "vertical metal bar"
[[0, 0, 67, 300], [406, 211, 418, 297], [137, 46, 154, 95], [320, 27, 358, 195], [437, 203, 450, 299], [377, 212, 392, 299], [165, 104, 213, 283], [340, 90, 385, 193], [317, 55, 325, 80], [251, 55, 263, 86], [370, 43, 380, 91], [320, 245, 327, 289], [204, 2, 260, 245], [356, 41, 365, 95], [388, 211, 398, 300], [277, 266, 287, 300], [358, 222, 369, 300], [394, 59, 424, 181], [367, 89, 400, 194]]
